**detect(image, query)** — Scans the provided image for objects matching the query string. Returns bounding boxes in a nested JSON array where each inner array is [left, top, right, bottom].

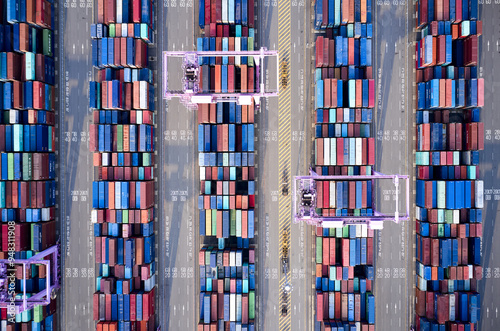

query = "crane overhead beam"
[[293, 169, 410, 230]]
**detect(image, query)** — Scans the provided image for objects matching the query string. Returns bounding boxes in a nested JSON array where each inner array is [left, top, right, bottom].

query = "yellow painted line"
[[277, 0, 292, 329]]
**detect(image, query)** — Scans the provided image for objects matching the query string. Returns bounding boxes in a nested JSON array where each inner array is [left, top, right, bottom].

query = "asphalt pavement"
[[59, 1, 94, 329], [477, 3, 500, 330], [373, 1, 414, 330], [256, 1, 313, 331], [157, 1, 198, 330], [55, 1, 500, 330]]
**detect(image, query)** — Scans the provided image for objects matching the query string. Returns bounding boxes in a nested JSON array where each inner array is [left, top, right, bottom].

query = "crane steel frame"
[[293, 169, 410, 229], [163, 48, 279, 109], [0, 244, 60, 315]]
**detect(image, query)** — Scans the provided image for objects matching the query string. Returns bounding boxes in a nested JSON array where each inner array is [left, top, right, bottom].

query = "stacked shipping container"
[[90, 0, 157, 329], [198, 1, 256, 330], [0, 0, 58, 328], [199, 247, 256, 328], [414, 0, 483, 329], [313, 0, 376, 329]]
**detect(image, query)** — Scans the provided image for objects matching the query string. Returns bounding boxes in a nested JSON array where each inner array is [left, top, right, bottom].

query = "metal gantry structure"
[[293, 169, 410, 229], [0, 244, 60, 314], [162, 48, 279, 109]]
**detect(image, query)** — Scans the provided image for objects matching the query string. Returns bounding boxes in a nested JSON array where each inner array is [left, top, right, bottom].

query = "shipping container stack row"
[[313, 0, 375, 330], [199, 247, 256, 329], [197, 1, 257, 330], [0, 0, 58, 329], [90, 0, 156, 330], [197, 0, 256, 94], [414, 0, 483, 329]]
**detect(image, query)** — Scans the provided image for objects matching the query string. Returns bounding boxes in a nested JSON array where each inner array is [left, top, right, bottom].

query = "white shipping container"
[[437, 181, 446, 209], [230, 293, 236, 321], [324, 137, 330, 165], [335, 123, 341, 137], [236, 251, 242, 266], [236, 209, 242, 237], [453, 210, 459, 224], [475, 180, 483, 208], [139, 81, 148, 109], [329, 181, 336, 209], [223, 181, 229, 195], [236, 294, 242, 321], [136, 111, 143, 124], [355, 137, 362, 165], [199, 167, 205, 180], [361, 224, 368, 238], [449, 292, 456, 321], [41, 207, 51, 221], [222, 0, 228, 23], [91, 210, 98, 223], [235, 38, 241, 66], [349, 138, 355, 165], [343, 108, 350, 122], [330, 138, 336, 165], [230, 251, 236, 267], [453, 151, 460, 165], [116, 0, 123, 23], [122, 24, 128, 37], [102, 152, 110, 166], [9, 110, 19, 124], [355, 224, 361, 238], [115, 182, 121, 209]]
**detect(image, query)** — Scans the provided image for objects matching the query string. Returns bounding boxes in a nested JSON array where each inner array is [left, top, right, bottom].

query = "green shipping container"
[[248, 37, 254, 67], [22, 153, 32, 180], [342, 226, 349, 238], [211, 210, 217, 235], [316, 236, 322, 264], [43, 29, 52, 57], [230, 210, 236, 236], [7, 153, 14, 180], [109, 24, 116, 37], [31, 27, 37, 55], [33, 304, 44, 323], [117, 125, 123, 151], [248, 291, 255, 320]]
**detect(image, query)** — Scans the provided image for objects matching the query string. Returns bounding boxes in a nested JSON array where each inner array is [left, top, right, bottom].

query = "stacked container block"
[[197, 0, 257, 94], [0, 0, 58, 328], [313, 0, 376, 329], [198, 1, 256, 330], [90, 0, 156, 329], [413, 0, 483, 329], [199, 247, 256, 329]]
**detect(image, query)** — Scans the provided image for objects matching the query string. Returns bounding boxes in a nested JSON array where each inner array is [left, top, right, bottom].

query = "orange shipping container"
[[241, 64, 248, 93]]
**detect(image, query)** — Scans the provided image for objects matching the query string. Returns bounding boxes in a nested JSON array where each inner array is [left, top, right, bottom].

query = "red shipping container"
[[316, 37, 324, 68], [316, 292, 323, 321]]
